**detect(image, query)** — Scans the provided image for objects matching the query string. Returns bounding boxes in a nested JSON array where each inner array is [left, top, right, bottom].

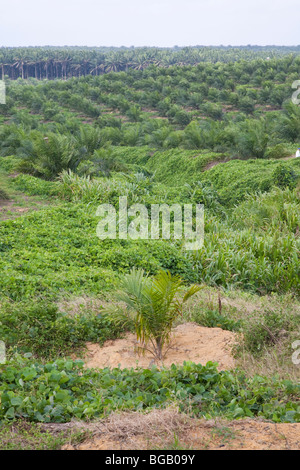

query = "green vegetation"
[[191, 309, 242, 332], [0, 420, 90, 450], [106, 268, 201, 360], [0, 301, 123, 359], [0, 47, 299, 445], [0, 357, 299, 423], [1, 45, 300, 81]]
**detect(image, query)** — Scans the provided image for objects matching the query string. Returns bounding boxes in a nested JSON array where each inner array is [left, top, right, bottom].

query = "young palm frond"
[[105, 268, 201, 362]]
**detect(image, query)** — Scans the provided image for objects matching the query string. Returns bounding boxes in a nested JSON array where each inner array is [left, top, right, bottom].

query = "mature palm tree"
[[0, 63, 8, 79], [104, 57, 120, 73], [90, 63, 101, 76], [70, 63, 81, 78], [81, 58, 91, 76], [61, 56, 70, 80], [14, 57, 26, 79], [129, 53, 148, 71], [53, 58, 61, 79]]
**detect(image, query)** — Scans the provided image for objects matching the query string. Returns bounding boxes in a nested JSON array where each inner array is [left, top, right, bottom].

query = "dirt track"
[[61, 408, 300, 450]]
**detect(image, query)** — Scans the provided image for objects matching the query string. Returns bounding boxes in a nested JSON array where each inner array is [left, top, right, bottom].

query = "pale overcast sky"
[[1, 0, 299, 47]]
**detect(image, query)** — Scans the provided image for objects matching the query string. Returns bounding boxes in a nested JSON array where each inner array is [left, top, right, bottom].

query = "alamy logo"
[[291, 80, 300, 105], [0, 341, 5, 364], [0, 81, 6, 104], [96, 196, 204, 250], [292, 340, 300, 365]]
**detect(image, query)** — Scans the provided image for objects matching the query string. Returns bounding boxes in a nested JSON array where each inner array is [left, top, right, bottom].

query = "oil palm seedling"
[[105, 268, 201, 362]]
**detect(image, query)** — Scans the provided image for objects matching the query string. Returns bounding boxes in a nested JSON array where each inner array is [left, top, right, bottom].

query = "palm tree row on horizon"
[[1, 45, 299, 81]]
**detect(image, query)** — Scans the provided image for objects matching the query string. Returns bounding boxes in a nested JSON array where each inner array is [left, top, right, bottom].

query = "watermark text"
[[96, 197, 204, 250]]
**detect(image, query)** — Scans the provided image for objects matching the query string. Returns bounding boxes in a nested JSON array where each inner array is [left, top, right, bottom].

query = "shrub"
[[272, 164, 298, 189], [11, 173, 60, 197], [0, 156, 21, 172], [239, 308, 298, 356], [0, 302, 123, 359], [265, 144, 291, 159], [173, 110, 191, 126], [192, 309, 242, 332], [0, 188, 9, 200]]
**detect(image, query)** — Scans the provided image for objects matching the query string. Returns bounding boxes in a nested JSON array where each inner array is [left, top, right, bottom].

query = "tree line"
[[1, 45, 300, 80]]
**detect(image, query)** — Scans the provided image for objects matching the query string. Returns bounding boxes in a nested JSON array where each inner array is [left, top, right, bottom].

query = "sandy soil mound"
[[82, 322, 237, 371], [60, 408, 300, 450]]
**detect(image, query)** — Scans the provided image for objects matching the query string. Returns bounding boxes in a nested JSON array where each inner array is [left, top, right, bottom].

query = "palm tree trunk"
[[155, 336, 163, 361]]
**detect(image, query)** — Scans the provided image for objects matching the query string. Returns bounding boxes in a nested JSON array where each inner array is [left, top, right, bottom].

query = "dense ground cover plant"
[[0, 356, 299, 423], [0, 172, 299, 299], [0, 49, 299, 436], [0, 301, 124, 359]]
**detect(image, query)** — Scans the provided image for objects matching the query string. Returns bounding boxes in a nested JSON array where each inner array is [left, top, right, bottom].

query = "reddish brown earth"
[[62, 323, 300, 450], [61, 408, 300, 451]]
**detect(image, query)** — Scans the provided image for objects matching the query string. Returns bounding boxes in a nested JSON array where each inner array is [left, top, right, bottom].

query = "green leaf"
[[10, 396, 23, 406], [5, 407, 15, 419]]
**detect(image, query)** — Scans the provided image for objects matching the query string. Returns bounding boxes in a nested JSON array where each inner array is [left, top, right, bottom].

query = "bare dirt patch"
[[281, 154, 297, 160], [203, 159, 228, 171], [81, 322, 237, 371], [60, 408, 300, 450], [0, 198, 49, 220], [0, 199, 30, 219]]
